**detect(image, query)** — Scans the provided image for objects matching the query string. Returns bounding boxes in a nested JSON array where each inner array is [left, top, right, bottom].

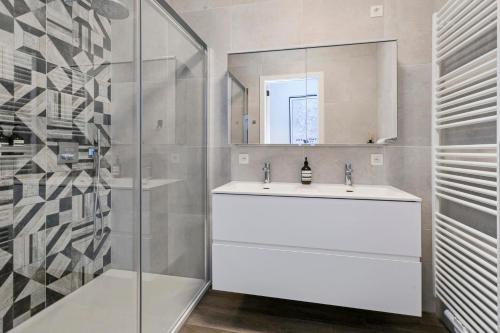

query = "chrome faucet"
[[263, 162, 271, 184], [345, 162, 353, 186]]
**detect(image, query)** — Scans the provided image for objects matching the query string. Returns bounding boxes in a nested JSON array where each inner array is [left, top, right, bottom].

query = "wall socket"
[[239, 154, 249, 165], [370, 5, 384, 18], [371, 154, 384, 166]]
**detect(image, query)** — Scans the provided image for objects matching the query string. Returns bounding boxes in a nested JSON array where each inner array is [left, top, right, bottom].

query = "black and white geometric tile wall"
[[0, 0, 112, 330]]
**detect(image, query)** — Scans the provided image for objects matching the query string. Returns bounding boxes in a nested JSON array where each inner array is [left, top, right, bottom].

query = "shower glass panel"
[[140, 1, 208, 332], [0, 0, 206, 331], [1, 0, 142, 331]]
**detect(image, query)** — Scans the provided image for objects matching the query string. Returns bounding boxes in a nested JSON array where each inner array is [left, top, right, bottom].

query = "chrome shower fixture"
[[63, 0, 129, 20], [89, 131, 104, 241], [93, 0, 129, 20]]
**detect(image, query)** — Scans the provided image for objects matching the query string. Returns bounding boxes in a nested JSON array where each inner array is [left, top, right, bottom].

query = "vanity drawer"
[[213, 194, 421, 257], [212, 243, 422, 316]]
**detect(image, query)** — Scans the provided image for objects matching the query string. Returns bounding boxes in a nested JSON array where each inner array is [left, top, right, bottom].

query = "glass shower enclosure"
[[0, 0, 208, 331]]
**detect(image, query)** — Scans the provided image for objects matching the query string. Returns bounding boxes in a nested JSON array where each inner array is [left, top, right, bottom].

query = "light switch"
[[239, 154, 249, 165], [371, 154, 384, 166], [370, 5, 384, 18]]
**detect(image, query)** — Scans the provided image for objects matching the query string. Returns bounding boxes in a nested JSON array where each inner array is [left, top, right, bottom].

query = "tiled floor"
[[180, 290, 449, 333]]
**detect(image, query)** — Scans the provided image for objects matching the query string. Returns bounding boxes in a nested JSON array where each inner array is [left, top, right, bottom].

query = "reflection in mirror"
[[228, 40, 398, 145]]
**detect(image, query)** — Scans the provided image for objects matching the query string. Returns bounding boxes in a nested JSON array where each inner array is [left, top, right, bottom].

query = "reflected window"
[[289, 95, 318, 144], [262, 74, 322, 144]]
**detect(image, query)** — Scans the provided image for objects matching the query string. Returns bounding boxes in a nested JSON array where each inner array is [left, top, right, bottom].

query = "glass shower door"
[[0, 0, 142, 331], [140, 1, 208, 332]]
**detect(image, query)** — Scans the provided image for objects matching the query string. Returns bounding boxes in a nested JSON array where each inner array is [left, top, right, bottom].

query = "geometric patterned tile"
[[72, 0, 93, 73], [13, 173, 44, 207], [70, 192, 92, 226], [45, 271, 70, 306], [13, 83, 47, 146], [12, 201, 44, 239], [0, 45, 14, 83], [0, 0, 15, 57], [12, 260, 45, 327], [45, 171, 72, 202], [12, 227, 43, 269], [71, 217, 93, 289], [0, 177, 14, 244], [45, 221, 70, 259], [0, 0, 114, 328], [12, 145, 46, 175], [45, 196, 71, 228], [0, 272, 13, 333], [13, 0, 46, 62], [0, 77, 15, 131], [71, 170, 91, 195], [46, 90, 73, 142], [46, 0, 72, 67], [0, 241, 12, 277], [45, 221, 71, 306], [13, 0, 46, 34], [14, 51, 46, 88], [46, 64, 71, 94]]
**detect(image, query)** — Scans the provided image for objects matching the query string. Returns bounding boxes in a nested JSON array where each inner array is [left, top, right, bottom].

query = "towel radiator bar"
[[432, 1, 499, 332]]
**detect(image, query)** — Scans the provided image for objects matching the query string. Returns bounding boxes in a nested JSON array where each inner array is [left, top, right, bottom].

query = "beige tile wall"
[[167, 0, 445, 313]]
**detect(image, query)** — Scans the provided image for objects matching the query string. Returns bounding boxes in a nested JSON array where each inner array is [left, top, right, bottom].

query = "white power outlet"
[[239, 154, 249, 165], [371, 154, 384, 166], [370, 5, 384, 18]]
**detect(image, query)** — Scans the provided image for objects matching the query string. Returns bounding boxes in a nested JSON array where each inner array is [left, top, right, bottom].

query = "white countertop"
[[111, 177, 182, 190], [212, 181, 421, 202]]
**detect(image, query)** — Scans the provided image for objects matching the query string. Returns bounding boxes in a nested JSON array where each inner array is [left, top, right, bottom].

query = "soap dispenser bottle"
[[0, 130, 9, 148], [301, 157, 312, 185]]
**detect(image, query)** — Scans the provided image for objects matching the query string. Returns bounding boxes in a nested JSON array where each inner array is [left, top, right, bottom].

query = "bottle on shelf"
[[301, 157, 312, 185], [0, 130, 9, 148]]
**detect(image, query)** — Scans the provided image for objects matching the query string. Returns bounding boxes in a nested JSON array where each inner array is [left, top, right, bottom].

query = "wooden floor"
[[180, 290, 449, 333]]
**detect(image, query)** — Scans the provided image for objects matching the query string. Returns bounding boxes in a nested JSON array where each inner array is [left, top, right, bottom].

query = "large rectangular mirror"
[[228, 40, 398, 145]]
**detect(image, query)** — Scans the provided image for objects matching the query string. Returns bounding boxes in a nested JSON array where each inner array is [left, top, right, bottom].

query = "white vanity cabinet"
[[211, 182, 422, 316]]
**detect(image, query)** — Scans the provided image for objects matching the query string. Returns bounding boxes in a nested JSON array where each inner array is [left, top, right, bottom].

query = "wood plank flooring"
[[180, 290, 449, 333]]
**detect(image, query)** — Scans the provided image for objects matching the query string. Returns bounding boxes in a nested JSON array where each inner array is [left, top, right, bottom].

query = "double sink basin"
[[213, 181, 421, 202]]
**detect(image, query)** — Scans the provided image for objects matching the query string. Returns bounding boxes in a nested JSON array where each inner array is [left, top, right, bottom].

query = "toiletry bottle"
[[10, 126, 25, 147], [0, 130, 9, 148], [301, 157, 312, 185], [0, 130, 8, 156]]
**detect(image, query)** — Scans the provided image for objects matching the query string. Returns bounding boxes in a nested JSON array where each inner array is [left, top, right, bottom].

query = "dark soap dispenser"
[[301, 157, 312, 185]]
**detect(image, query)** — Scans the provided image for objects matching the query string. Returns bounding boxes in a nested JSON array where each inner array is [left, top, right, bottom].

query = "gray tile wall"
[[168, 0, 444, 313]]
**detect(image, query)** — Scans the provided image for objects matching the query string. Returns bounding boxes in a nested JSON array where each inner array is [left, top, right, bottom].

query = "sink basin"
[[212, 181, 421, 202]]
